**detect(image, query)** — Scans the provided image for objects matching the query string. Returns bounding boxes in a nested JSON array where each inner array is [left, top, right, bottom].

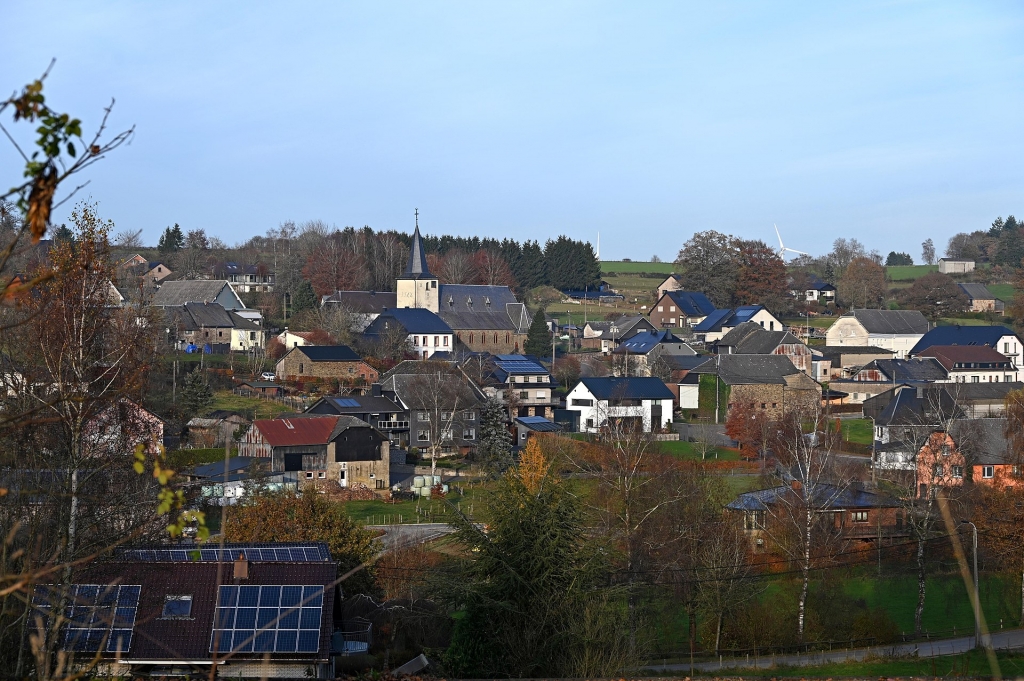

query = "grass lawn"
[[601, 260, 675, 275], [886, 264, 938, 281], [988, 282, 1015, 303], [209, 390, 294, 419], [938, 317, 994, 326], [691, 650, 1024, 677], [782, 316, 836, 329], [659, 440, 741, 461], [840, 418, 873, 446], [344, 481, 496, 525]]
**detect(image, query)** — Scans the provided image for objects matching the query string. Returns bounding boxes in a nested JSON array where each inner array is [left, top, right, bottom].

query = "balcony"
[[377, 420, 410, 430]]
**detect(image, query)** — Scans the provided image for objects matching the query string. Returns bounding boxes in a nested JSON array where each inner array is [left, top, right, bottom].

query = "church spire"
[[404, 208, 432, 279]]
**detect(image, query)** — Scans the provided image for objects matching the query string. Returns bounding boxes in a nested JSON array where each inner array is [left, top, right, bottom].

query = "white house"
[[692, 305, 784, 343], [278, 329, 319, 349], [938, 259, 975, 274], [362, 307, 455, 359], [824, 309, 929, 359], [565, 377, 675, 433]]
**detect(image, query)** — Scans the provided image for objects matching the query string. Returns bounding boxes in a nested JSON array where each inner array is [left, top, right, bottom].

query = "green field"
[[601, 260, 675, 275], [886, 264, 938, 281], [938, 317, 995, 326], [988, 282, 1015, 303], [210, 390, 295, 419], [840, 418, 873, 446], [690, 650, 1024, 678], [659, 440, 741, 461]]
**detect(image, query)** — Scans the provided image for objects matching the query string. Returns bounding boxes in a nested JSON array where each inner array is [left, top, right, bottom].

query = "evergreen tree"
[[519, 240, 547, 289], [180, 369, 214, 420], [291, 279, 317, 312], [476, 397, 513, 475], [52, 224, 75, 244], [524, 308, 551, 358], [158, 223, 184, 254]]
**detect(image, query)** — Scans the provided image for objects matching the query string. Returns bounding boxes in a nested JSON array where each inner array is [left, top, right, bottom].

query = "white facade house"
[[824, 309, 929, 359], [565, 377, 675, 434], [938, 259, 975, 274]]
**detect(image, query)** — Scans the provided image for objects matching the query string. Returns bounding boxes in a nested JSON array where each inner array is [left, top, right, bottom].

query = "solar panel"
[[32, 583, 140, 653], [122, 543, 330, 563], [335, 398, 360, 408], [210, 585, 324, 654]]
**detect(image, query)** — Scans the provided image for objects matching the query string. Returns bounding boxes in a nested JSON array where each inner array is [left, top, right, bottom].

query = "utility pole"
[[961, 520, 980, 650]]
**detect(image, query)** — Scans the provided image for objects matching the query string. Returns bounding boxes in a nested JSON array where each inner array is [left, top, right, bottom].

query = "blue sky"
[[3, 1, 1023, 260]]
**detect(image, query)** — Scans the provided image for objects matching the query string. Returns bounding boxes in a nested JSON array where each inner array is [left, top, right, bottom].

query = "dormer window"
[[466, 297, 473, 308]]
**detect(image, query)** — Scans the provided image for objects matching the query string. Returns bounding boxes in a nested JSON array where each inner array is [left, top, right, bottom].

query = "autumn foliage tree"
[[837, 256, 887, 308], [733, 239, 789, 313], [897, 272, 968, 319]]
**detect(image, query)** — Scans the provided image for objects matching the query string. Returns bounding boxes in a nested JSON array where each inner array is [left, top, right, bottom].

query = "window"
[[1006, 342, 1010, 353], [444, 336, 449, 346], [463, 428, 476, 440], [318, 471, 325, 479], [506, 333, 510, 344], [536, 391, 545, 400], [744, 511, 766, 530], [851, 511, 869, 523], [670, 306, 676, 312], [586, 418, 594, 428], [520, 391, 529, 399], [463, 410, 475, 420], [761, 403, 767, 409], [249, 332, 256, 341], [417, 430, 429, 442], [441, 411, 452, 420], [941, 444, 950, 456], [933, 464, 943, 477], [572, 398, 593, 406], [417, 412, 430, 422], [952, 466, 963, 478], [306, 471, 313, 479], [769, 322, 775, 331], [983, 465, 995, 479], [469, 333, 474, 343], [162, 595, 193, 619], [413, 336, 418, 345], [299, 363, 304, 373], [494, 333, 498, 343], [972, 376, 980, 383], [658, 306, 664, 312], [434, 336, 439, 346]]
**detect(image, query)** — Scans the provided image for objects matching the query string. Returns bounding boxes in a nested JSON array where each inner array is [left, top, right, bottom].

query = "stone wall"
[[276, 351, 378, 383], [455, 331, 528, 355]]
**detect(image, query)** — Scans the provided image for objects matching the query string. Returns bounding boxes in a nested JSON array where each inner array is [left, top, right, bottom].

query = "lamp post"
[[961, 519, 980, 649]]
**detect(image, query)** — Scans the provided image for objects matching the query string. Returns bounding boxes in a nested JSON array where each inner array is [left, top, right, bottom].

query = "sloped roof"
[[663, 291, 716, 317], [693, 308, 733, 332], [151, 280, 243, 308], [437, 284, 529, 332], [577, 376, 674, 400], [849, 309, 929, 335], [958, 283, 995, 301], [613, 330, 686, 355], [858, 357, 948, 382], [693, 306, 769, 333], [951, 418, 1013, 465], [403, 225, 432, 279], [290, 345, 362, 362], [321, 290, 397, 313], [493, 354, 548, 375], [727, 483, 900, 511], [254, 416, 342, 446], [309, 394, 403, 414], [716, 322, 803, 354], [365, 308, 453, 335], [692, 354, 801, 385], [514, 416, 562, 432], [917, 345, 1013, 370], [910, 325, 1018, 356]]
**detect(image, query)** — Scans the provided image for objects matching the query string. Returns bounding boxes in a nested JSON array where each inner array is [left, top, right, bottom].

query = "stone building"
[[275, 346, 378, 384]]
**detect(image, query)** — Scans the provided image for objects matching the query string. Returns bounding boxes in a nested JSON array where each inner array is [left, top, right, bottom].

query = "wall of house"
[[915, 432, 965, 498], [650, 295, 689, 329], [564, 384, 672, 433], [869, 334, 925, 359], [454, 331, 527, 355], [237, 426, 273, 458], [727, 380, 819, 420], [949, 367, 1018, 383], [410, 333, 454, 358], [938, 260, 975, 274], [276, 352, 378, 383], [974, 463, 1021, 489], [327, 436, 390, 490], [232, 328, 266, 352], [773, 343, 812, 373]]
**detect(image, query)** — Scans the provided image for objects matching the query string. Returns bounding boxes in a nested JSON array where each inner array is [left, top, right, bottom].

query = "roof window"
[[162, 595, 193, 619]]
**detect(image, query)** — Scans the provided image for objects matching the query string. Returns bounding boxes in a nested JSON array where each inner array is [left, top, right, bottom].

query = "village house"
[[612, 329, 697, 377], [790, 274, 837, 303], [83, 400, 164, 457], [565, 376, 675, 433], [362, 307, 454, 359], [818, 345, 896, 380], [186, 410, 250, 448], [648, 290, 717, 329], [514, 415, 562, 445], [215, 261, 276, 292], [712, 321, 813, 374], [916, 345, 1018, 383], [471, 354, 557, 418], [958, 283, 1003, 314], [692, 305, 783, 343], [163, 302, 266, 353], [151, 279, 247, 311], [321, 290, 398, 332], [910, 324, 1022, 370], [656, 273, 683, 298], [938, 258, 976, 274], [581, 315, 658, 352], [275, 346, 378, 384], [34, 542, 351, 677], [824, 309, 930, 358], [278, 329, 320, 349], [687, 354, 822, 421], [237, 415, 390, 490], [304, 388, 409, 445]]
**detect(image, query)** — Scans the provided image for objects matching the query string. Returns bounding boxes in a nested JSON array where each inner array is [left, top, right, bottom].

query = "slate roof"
[[958, 283, 995, 300], [692, 354, 801, 385], [192, 456, 253, 479], [290, 345, 362, 362], [613, 330, 688, 355], [151, 280, 243, 308], [874, 386, 965, 427], [727, 483, 901, 512], [364, 308, 453, 336], [663, 291, 717, 317], [848, 309, 929, 335], [857, 357, 949, 382], [951, 418, 1013, 465], [403, 225, 432, 279], [321, 290, 397, 312], [910, 325, 1018, 356], [917, 345, 1013, 370], [437, 284, 530, 332], [693, 306, 770, 333], [164, 302, 261, 331], [577, 376, 674, 400], [308, 394, 403, 415], [715, 322, 803, 354]]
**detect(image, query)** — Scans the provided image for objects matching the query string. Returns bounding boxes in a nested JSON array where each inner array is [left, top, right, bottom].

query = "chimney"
[[233, 552, 249, 581]]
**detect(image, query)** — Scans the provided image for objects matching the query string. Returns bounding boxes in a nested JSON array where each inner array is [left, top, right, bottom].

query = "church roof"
[[403, 224, 432, 279], [437, 285, 530, 332]]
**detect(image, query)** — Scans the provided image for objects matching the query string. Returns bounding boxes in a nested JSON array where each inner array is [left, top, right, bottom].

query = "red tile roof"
[[254, 416, 340, 446], [918, 345, 1011, 370]]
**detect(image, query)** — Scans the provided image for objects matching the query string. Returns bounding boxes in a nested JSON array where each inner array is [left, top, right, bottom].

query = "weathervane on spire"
[[415, 208, 419, 229]]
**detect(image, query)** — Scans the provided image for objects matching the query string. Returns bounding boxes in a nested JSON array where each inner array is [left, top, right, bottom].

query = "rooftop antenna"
[[774, 223, 808, 260]]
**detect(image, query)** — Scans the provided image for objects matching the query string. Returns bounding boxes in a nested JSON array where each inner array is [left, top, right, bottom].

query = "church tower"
[[396, 210, 439, 313]]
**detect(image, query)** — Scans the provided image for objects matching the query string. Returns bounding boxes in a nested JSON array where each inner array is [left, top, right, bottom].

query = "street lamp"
[[960, 519, 980, 649]]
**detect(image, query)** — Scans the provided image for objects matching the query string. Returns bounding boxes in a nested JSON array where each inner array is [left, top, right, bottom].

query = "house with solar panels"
[[648, 290, 717, 329], [692, 305, 783, 343], [473, 354, 557, 419], [29, 542, 362, 677]]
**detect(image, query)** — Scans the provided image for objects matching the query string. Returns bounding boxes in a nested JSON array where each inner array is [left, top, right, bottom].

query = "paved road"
[[366, 522, 455, 551], [645, 628, 1024, 673]]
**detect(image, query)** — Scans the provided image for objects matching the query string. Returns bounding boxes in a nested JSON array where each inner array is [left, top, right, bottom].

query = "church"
[[396, 222, 531, 354]]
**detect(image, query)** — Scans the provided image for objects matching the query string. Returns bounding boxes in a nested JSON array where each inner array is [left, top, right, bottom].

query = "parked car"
[[260, 371, 276, 381]]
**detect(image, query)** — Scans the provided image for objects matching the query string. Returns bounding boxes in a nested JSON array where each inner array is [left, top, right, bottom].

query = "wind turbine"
[[774, 224, 808, 260]]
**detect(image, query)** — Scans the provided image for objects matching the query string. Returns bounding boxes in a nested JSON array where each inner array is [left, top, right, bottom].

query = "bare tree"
[[403, 365, 482, 476], [438, 249, 474, 284], [112, 228, 143, 250]]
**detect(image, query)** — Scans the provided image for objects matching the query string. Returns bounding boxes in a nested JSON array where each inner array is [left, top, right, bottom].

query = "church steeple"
[[404, 209, 432, 279], [396, 209, 439, 312]]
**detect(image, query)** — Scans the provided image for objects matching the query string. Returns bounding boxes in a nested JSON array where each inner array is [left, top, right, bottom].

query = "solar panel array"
[[123, 544, 330, 563], [32, 584, 140, 653], [210, 585, 323, 654], [495, 358, 546, 374], [333, 398, 361, 408]]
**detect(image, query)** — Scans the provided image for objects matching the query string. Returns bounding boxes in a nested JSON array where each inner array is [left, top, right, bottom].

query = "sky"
[[3, 1, 1024, 261]]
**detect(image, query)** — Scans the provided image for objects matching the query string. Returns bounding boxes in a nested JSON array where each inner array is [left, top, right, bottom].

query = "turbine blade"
[[774, 224, 784, 249]]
